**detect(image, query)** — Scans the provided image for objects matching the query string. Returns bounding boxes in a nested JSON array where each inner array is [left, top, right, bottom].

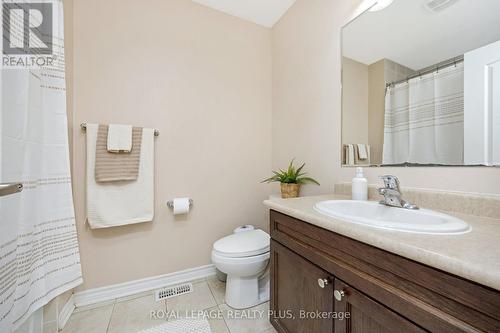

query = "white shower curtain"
[[382, 63, 464, 165], [0, 1, 82, 332]]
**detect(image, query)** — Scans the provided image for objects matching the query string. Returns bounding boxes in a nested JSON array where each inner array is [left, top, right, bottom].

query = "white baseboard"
[[74, 264, 216, 308], [58, 294, 75, 330]]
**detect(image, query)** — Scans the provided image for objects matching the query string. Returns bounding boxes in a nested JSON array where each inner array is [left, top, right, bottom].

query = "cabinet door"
[[270, 240, 334, 333], [334, 279, 428, 333]]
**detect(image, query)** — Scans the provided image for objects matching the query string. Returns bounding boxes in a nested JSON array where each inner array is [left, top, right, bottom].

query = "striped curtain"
[[382, 63, 464, 165], [0, 1, 82, 331]]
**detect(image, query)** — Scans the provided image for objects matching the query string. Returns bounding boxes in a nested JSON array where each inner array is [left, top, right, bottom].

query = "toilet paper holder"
[[167, 198, 193, 209]]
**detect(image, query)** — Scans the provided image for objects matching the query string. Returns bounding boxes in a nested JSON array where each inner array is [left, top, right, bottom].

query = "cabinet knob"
[[334, 289, 345, 301], [318, 278, 329, 288]]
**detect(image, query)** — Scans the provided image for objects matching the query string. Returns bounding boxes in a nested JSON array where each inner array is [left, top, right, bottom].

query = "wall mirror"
[[341, 0, 500, 167]]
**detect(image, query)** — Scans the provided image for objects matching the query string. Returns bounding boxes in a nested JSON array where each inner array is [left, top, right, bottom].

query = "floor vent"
[[155, 283, 193, 301]]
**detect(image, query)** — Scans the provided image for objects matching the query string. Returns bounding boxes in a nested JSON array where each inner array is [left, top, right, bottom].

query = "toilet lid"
[[213, 229, 270, 258]]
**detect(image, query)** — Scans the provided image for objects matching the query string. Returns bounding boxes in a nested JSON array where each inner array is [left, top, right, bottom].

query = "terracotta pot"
[[280, 183, 301, 198]]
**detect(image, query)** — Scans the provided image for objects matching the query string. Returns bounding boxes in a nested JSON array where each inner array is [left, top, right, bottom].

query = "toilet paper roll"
[[173, 197, 190, 215]]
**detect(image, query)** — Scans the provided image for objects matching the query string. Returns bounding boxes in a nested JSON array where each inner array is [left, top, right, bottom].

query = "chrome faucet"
[[378, 175, 419, 210]]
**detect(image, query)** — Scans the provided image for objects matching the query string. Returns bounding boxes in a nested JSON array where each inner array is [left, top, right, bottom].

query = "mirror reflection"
[[341, 0, 500, 166]]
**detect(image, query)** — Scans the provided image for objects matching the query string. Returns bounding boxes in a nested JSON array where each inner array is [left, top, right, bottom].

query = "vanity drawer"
[[270, 210, 500, 333]]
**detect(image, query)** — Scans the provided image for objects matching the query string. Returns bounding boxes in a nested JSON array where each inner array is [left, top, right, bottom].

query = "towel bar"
[[80, 123, 160, 136]]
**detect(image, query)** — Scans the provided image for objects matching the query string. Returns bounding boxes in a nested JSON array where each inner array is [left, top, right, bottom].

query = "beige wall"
[[367, 59, 385, 165], [272, 0, 359, 196], [272, 0, 500, 195], [341, 57, 368, 146], [71, 0, 272, 290]]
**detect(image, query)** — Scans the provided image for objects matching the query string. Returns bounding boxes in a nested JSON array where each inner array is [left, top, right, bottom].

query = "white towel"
[[86, 123, 154, 228], [107, 124, 133, 153], [357, 144, 368, 160], [366, 145, 371, 164], [347, 144, 355, 165]]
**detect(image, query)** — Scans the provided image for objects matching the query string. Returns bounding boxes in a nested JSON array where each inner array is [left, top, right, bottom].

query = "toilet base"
[[225, 268, 270, 309]]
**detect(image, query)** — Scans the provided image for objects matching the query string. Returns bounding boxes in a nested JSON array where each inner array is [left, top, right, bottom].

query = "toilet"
[[211, 229, 270, 309]]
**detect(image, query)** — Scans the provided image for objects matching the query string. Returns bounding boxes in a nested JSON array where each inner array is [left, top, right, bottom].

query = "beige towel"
[[357, 144, 368, 160], [95, 125, 143, 182], [353, 144, 371, 165], [86, 123, 155, 228]]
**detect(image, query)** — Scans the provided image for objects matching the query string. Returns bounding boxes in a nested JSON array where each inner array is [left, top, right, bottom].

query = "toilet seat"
[[213, 229, 270, 258], [212, 251, 270, 264]]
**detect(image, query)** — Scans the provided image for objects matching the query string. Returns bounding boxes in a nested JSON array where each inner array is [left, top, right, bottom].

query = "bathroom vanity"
[[265, 196, 500, 333]]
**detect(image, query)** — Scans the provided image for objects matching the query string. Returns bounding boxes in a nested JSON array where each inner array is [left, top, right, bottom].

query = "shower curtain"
[[382, 63, 464, 165], [0, 1, 82, 332]]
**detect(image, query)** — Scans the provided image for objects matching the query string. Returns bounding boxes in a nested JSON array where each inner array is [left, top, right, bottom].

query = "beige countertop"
[[264, 194, 500, 291]]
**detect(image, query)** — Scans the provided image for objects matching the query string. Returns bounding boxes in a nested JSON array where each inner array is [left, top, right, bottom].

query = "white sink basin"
[[313, 200, 471, 235]]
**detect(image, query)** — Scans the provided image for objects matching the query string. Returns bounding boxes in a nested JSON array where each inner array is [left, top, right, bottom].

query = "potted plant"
[[262, 159, 320, 198]]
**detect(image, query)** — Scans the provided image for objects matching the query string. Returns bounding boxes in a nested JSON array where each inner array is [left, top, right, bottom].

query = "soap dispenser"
[[352, 167, 368, 201]]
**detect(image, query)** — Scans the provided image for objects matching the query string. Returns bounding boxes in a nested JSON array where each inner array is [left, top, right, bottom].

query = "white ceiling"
[[191, 0, 296, 28], [343, 0, 500, 70]]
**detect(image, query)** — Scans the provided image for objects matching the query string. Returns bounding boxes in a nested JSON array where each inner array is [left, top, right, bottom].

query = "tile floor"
[[62, 277, 277, 333]]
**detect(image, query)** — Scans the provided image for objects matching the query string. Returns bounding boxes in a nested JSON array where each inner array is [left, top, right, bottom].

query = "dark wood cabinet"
[[334, 279, 427, 333], [271, 240, 334, 333], [269, 210, 500, 333], [271, 241, 426, 333]]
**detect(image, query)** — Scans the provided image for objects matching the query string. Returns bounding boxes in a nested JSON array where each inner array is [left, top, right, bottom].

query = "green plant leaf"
[[296, 163, 305, 175], [296, 176, 320, 185], [261, 159, 319, 186], [261, 175, 280, 183], [296, 171, 307, 178]]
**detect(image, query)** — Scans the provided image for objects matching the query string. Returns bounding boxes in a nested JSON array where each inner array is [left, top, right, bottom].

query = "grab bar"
[[0, 182, 23, 197]]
